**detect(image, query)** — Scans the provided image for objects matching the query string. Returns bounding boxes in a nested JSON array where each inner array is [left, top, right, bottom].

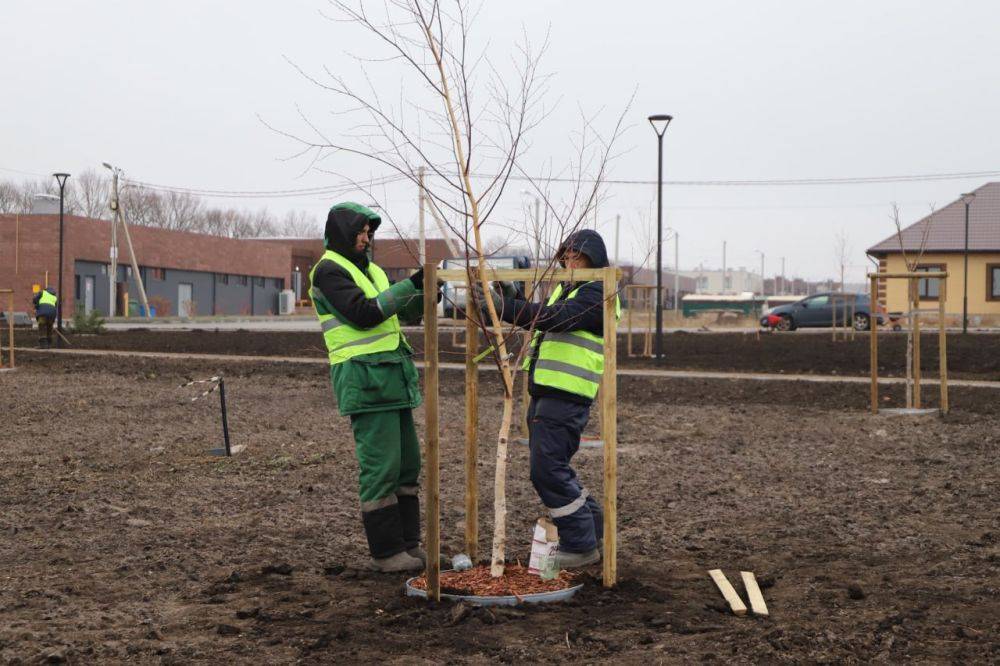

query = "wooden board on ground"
[[740, 571, 769, 617], [708, 569, 747, 616]]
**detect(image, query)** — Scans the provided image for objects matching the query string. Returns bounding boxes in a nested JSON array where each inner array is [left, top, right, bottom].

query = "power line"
[[123, 172, 409, 199], [0, 166, 48, 178], [469, 168, 1000, 187]]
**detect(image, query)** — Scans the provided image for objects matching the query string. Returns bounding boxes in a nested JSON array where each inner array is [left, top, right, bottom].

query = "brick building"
[[0, 214, 289, 318]]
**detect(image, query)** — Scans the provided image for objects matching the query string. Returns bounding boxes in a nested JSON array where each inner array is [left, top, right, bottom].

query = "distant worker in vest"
[[310, 202, 436, 573], [32, 287, 58, 349], [475, 229, 618, 569]]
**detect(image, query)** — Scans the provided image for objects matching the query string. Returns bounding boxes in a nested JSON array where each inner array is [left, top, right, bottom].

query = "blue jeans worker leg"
[[528, 397, 603, 556]]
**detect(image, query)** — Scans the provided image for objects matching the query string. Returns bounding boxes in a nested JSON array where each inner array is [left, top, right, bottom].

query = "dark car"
[[760, 292, 885, 331]]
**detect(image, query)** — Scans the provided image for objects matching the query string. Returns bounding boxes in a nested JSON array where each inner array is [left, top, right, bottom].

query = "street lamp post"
[[648, 114, 673, 360], [53, 172, 71, 345], [961, 192, 975, 334], [756, 250, 765, 295]]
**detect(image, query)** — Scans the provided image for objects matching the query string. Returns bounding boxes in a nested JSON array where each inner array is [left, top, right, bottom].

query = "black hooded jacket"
[[497, 229, 611, 404], [311, 204, 393, 329]]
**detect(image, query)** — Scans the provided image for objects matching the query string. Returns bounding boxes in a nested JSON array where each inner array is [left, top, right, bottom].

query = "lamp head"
[[102, 162, 113, 170], [52, 172, 70, 188], [648, 114, 673, 137], [961, 192, 976, 206]]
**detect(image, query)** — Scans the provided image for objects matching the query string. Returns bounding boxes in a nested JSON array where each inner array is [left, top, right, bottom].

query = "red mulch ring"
[[409, 564, 577, 597]]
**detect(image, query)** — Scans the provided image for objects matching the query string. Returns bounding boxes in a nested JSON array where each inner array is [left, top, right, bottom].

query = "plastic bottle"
[[539, 552, 559, 580]]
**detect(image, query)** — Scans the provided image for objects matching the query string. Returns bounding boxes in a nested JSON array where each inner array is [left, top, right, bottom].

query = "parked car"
[[760, 292, 885, 331]]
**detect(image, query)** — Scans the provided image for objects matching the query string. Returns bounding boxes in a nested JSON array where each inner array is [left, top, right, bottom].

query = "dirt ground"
[[2, 352, 998, 664], [14, 328, 1000, 380]]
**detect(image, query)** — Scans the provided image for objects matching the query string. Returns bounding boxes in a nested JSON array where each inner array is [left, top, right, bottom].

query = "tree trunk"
[[490, 394, 514, 576]]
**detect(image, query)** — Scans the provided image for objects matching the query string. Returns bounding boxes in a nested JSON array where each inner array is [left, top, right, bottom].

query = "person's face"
[[355, 224, 371, 253], [561, 249, 591, 269]]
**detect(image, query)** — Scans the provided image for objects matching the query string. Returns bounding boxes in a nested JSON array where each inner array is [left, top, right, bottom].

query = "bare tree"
[[890, 203, 935, 407], [70, 169, 111, 219], [834, 228, 851, 291], [273, 0, 630, 577]]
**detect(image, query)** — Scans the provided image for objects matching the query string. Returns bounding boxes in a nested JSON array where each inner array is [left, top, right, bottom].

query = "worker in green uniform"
[[310, 202, 435, 572]]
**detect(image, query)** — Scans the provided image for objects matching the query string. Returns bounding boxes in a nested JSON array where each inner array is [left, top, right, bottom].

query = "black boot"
[[396, 490, 421, 551], [361, 501, 419, 571]]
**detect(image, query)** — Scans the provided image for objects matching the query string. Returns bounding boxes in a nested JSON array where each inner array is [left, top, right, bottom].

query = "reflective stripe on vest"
[[523, 281, 621, 399], [308, 251, 402, 365], [38, 291, 58, 307]]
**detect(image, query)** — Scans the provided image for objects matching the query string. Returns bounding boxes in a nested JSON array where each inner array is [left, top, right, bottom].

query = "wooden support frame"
[[831, 293, 857, 342], [0, 289, 14, 370], [423, 266, 621, 599], [868, 272, 948, 414], [625, 284, 655, 357]]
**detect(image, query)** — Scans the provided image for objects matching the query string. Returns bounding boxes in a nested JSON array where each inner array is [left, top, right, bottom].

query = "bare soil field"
[[14, 328, 1000, 380], [2, 353, 998, 663]]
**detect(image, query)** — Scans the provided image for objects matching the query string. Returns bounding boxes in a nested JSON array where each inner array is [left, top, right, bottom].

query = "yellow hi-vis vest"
[[38, 290, 58, 307], [309, 250, 403, 365], [523, 282, 621, 399]]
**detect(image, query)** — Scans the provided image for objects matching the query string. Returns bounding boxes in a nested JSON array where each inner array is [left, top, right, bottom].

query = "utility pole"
[[673, 231, 680, 314], [104, 163, 152, 320], [534, 197, 541, 266], [756, 250, 765, 296], [104, 164, 120, 317], [417, 166, 426, 266], [722, 241, 727, 294]]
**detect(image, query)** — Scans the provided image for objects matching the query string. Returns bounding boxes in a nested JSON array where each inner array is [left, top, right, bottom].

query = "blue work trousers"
[[527, 397, 603, 553]]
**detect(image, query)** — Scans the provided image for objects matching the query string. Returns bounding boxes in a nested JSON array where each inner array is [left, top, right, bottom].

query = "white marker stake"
[[708, 569, 747, 616], [740, 571, 769, 617]]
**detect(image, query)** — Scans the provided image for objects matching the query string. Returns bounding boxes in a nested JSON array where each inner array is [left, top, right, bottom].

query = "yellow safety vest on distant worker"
[[524, 282, 621, 399], [309, 250, 403, 365], [38, 290, 58, 307]]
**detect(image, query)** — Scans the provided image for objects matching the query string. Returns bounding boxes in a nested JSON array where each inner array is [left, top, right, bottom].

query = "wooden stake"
[[912, 279, 921, 409], [3, 291, 13, 368], [602, 267, 618, 588], [740, 571, 769, 617], [708, 569, 747, 616], [645, 287, 653, 357], [423, 263, 441, 601], [938, 278, 949, 414], [521, 331, 530, 439], [870, 276, 879, 414], [464, 288, 479, 560], [626, 286, 634, 358]]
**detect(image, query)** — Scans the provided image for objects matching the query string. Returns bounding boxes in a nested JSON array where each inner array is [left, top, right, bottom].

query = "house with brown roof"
[[866, 183, 1000, 320]]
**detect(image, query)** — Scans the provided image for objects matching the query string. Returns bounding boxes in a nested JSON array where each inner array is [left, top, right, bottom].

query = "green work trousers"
[[351, 407, 421, 508]]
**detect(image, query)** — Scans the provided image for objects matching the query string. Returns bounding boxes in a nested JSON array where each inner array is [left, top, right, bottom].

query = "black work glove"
[[497, 281, 518, 298], [408, 267, 425, 291]]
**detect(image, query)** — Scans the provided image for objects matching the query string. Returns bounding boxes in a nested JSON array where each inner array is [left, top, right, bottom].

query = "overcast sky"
[[4, 0, 1000, 282]]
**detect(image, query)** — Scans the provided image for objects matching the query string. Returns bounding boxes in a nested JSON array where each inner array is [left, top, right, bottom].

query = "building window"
[[255, 277, 265, 287], [697, 277, 708, 290], [915, 264, 945, 301], [988, 264, 1000, 301], [237, 275, 248, 286], [149, 268, 166, 281], [274, 278, 285, 289], [216, 274, 229, 285]]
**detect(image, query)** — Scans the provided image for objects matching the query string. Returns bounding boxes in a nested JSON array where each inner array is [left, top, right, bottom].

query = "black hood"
[[556, 229, 609, 269], [324, 202, 381, 267]]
